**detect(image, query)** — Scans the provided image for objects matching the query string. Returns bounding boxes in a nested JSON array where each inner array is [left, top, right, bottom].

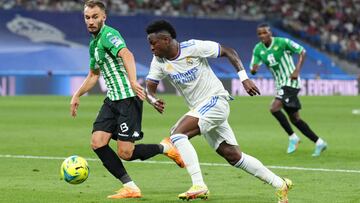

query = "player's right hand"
[[131, 82, 146, 101], [70, 96, 80, 117], [242, 79, 261, 96]]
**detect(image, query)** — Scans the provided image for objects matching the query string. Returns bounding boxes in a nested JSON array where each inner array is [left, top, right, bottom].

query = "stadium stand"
[[0, 9, 353, 79], [1, 0, 359, 66], [0, 1, 358, 95]]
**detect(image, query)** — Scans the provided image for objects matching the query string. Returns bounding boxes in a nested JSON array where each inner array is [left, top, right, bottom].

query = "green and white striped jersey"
[[89, 25, 135, 101], [250, 37, 304, 90]]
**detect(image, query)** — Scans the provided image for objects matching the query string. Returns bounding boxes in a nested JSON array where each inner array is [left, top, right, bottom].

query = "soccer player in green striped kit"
[[70, 0, 183, 199], [250, 23, 327, 156]]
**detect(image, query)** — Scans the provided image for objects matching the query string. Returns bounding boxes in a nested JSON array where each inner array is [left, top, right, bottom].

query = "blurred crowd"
[[261, 0, 360, 66], [1, 0, 359, 65]]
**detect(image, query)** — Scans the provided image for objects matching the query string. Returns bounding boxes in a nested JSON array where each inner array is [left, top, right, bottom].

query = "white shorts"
[[172, 96, 238, 150]]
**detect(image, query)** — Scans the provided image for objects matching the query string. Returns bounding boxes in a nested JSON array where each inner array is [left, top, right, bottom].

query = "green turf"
[[0, 95, 359, 202]]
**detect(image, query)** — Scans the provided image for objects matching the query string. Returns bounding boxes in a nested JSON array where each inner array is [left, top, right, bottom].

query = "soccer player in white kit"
[[144, 20, 292, 203]]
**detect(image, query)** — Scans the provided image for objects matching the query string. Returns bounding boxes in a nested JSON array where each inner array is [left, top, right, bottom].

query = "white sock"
[[170, 134, 205, 186], [124, 181, 139, 190], [316, 138, 325, 146], [289, 133, 299, 140], [234, 152, 284, 189]]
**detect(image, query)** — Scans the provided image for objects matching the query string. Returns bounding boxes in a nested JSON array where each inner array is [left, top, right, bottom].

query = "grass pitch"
[[0, 95, 359, 203]]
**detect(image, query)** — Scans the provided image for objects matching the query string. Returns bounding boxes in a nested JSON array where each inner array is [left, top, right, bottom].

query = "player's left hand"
[[242, 79, 261, 96], [153, 99, 165, 114], [132, 82, 146, 100], [290, 71, 299, 80]]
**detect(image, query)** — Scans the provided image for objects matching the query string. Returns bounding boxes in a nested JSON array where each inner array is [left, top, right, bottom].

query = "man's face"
[[257, 27, 272, 44], [84, 6, 106, 34], [147, 33, 170, 58]]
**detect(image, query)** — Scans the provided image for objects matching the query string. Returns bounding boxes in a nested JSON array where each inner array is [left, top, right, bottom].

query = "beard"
[[88, 21, 104, 35]]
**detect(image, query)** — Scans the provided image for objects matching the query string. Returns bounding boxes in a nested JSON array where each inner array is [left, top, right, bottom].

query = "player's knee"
[[223, 148, 242, 165], [117, 148, 133, 161], [91, 137, 107, 150], [289, 115, 300, 124], [91, 132, 111, 150], [270, 108, 279, 114], [227, 152, 242, 166]]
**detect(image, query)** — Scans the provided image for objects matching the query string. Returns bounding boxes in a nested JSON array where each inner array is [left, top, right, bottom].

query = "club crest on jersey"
[[273, 46, 279, 51], [260, 51, 265, 55], [186, 57, 194, 66], [166, 64, 174, 72]]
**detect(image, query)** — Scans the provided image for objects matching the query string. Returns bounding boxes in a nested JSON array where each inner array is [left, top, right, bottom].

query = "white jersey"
[[146, 39, 230, 109]]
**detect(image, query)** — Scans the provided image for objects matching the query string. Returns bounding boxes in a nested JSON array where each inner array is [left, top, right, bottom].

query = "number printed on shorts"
[[120, 123, 129, 132]]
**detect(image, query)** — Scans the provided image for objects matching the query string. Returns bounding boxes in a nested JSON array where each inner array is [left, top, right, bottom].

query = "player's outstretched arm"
[[118, 47, 146, 100], [290, 50, 306, 80], [145, 80, 165, 114], [220, 46, 261, 96], [70, 69, 100, 117]]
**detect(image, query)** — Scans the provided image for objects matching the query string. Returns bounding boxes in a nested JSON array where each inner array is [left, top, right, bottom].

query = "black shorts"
[[92, 96, 144, 141], [276, 86, 302, 112]]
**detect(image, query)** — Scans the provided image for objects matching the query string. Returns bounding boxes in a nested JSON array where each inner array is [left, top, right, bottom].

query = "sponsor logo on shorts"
[[118, 133, 129, 137]]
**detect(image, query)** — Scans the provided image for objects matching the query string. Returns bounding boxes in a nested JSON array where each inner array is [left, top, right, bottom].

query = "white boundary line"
[[1, 154, 360, 174]]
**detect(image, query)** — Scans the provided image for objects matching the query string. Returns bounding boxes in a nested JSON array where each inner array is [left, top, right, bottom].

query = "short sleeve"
[[89, 42, 98, 70], [146, 57, 166, 84], [284, 38, 304, 54], [90, 58, 96, 70], [191, 40, 220, 58], [250, 46, 262, 68], [101, 31, 127, 56]]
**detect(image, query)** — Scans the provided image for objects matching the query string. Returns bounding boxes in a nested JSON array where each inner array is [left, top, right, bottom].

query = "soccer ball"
[[60, 155, 89, 184]]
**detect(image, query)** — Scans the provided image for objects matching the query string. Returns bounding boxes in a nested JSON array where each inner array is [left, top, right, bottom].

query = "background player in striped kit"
[[250, 23, 327, 156], [144, 20, 292, 203], [70, 0, 183, 199]]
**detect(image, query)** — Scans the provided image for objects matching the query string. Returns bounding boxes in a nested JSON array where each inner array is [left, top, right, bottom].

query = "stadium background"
[[0, 0, 359, 95], [0, 1, 360, 203]]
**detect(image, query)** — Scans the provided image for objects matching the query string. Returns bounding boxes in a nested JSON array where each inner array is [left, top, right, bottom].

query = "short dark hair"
[[257, 23, 270, 29], [146, 20, 177, 39], [84, 0, 106, 13]]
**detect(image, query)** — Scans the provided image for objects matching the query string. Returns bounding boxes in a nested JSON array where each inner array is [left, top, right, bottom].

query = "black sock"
[[128, 144, 162, 161], [94, 145, 132, 184], [293, 119, 319, 143], [272, 111, 294, 135]]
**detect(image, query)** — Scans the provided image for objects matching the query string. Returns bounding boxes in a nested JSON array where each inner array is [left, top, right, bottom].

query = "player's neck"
[[263, 37, 272, 47], [167, 41, 180, 60], [91, 24, 104, 38], [92, 31, 100, 38]]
